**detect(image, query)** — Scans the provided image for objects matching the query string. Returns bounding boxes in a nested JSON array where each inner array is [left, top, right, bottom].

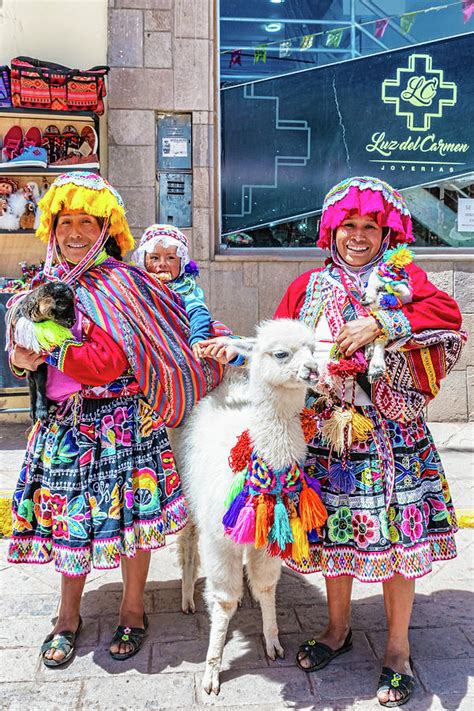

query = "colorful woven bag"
[[0, 66, 12, 107]]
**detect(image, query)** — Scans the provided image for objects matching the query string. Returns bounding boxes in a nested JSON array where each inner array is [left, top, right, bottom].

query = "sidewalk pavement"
[[0, 422, 473, 711]]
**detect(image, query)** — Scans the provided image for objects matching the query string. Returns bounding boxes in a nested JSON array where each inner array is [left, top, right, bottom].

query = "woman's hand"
[[336, 316, 381, 356], [11, 345, 45, 372], [197, 337, 236, 365]]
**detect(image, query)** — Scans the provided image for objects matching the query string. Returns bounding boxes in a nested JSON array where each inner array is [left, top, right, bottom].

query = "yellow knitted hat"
[[36, 172, 134, 255]]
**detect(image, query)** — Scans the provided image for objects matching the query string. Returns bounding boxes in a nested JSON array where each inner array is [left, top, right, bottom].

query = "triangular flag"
[[326, 28, 344, 48], [279, 40, 292, 58], [400, 12, 416, 34], [254, 44, 267, 64], [463, 0, 474, 23], [300, 34, 314, 51], [375, 18, 389, 39], [229, 49, 242, 68]]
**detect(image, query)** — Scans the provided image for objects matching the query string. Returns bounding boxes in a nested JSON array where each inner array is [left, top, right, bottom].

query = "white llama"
[[168, 319, 320, 695]]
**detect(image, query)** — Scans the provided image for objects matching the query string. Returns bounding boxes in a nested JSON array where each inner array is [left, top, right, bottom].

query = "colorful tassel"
[[267, 540, 293, 559], [328, 460, 356, 494], [224, 469, 246, 508], [322, 407, 353, 454], [289, 504, 310, 563], [300, 407, 317, 443], [299, 481, 327, 532], [267, 496, 293, 550], [351, 411, 374, 442], [305, 474, 322, 498], [228, 430, 253, 473], [255, 494, 273, 548], [222, 488, 248, 528], [229, 501, 256, 544], [384, 244, 414, 269]]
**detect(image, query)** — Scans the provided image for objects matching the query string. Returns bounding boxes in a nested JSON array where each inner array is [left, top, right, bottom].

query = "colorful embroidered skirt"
[[8, 394, 188, 576], [286, 411, 457, 582]]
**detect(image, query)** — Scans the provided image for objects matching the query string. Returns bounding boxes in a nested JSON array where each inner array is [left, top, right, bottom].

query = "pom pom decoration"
[[299, 480, 328, 532], [300, 407, 317, 443], [321, 407, 353, 454], [184, 260, 199, 277], [222, 488, 248, 528], [328, 460, 356, 494], [34, 320, 73, 351], [228, 429, 253, 473], [229, 500, 256, 545], [379, 292, 400, 309], [351, 411, 374, 442], [383, 244, 414, 269]]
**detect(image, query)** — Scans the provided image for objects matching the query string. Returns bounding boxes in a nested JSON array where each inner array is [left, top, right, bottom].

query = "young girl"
[[131, 224, 211, 358]]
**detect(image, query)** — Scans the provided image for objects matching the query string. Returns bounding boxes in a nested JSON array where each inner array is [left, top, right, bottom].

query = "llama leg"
[[177, 521, 200, 614], [202, 538, 243, 695], [367, 339, 387, 382], [246, 548, 284, 660]]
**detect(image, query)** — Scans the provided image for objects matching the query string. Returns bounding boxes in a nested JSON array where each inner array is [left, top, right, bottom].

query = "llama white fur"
[[168, 319, 319, 695], [364, 267, 412, 382]]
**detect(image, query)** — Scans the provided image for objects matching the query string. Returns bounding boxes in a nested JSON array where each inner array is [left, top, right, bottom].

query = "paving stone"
[[314, 660, 392, 702], [0, 615, 97, 650], [173, 39, 211, 110], [116, 187, 156, 228], [223, 605, 301, 637], [99, 611, 200, 644], [108, 67, 173, 110], [108, 145, 156, 187], [0, 566, 57, 594], [145, 31, 172, 68], [196, 666, 317, 706], [78, 671, 195, 709], [39, 644, 152, 681], [1, 593, 59, 618], [0, 647, 40, 682], [271, 630, 375, 669], [416, 657, 474, 696], [108, 109, 156, 146], [368, 625, 472, 660], [174, 0, 209, 39], [454, 264, 474, 313], [80, 587, 154, 616], [0, 681, 82, 711], [108, 9, 143, 67], [144, 9, 172, 32]]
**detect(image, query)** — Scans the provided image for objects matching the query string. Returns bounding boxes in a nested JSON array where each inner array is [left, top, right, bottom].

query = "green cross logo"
[[382, 54, 457, 131]]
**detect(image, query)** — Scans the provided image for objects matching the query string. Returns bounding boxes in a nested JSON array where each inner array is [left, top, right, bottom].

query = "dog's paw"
[[181, 597, 196, 615], [265, 636, 285, 661], [202, 663, 221, 695]]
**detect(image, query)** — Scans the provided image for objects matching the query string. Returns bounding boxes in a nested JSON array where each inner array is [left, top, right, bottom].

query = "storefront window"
[[219, 1, 474, 250]]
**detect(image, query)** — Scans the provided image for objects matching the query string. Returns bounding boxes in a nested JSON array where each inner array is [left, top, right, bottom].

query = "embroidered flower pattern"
[[33, 487, 52, 529], [327, 506, 353, 544], [352, 511, 380, 548], [401, 504, 423, 542]]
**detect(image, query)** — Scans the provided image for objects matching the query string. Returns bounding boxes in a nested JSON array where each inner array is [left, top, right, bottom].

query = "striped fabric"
[[62, 258, 226, 427]]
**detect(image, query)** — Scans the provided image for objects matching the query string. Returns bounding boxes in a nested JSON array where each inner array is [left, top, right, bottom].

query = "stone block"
[[424, 260, 454, 295], [314, 661, 384, 702], [0, 593, 59, 618], [427, 370, 468, 422], [0, 647, 39, 682], [144, 31, 172, 68], [108, 9, 143, 67], [192, 123, 213, 167], [100, 611, 200, 644], [0, 682, 82, 711], [224, 606, 300, 637], [368, 626, 472, 660], [298, 260, 324, 275], [192, 166, 210, 208], [243, 262, 258, 288], [117, 0, 171, 8], [468, 366, 474, 422], [210, 266, 258, 335], [108, 67, 173, 110], [190, 207, 212, 261], [174, 0, 209, 39], [258, 262, 300, 321], [197, 667, 316, 706], [454, 264, 474, 313], [0, 615, 98, 650], [79, 672, 196, 709], [116, 187, 156, 228], [272, 630, 375, 669], [108, 109, 155, 146], [453, 312, 472, 370], [416, 658, 474, 696], [144, 9, 172, 31], [43, 644, 152, 680], [173, 39, 211, 111], [108, 146, 156, 187]]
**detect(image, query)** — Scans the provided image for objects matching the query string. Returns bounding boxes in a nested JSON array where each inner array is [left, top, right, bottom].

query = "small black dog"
[[11, 282, 76, 422]]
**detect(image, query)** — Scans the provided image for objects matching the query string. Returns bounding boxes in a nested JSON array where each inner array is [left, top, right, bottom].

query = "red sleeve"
[[45, 321, 129, 386], [402, 263, 463, 333], [273, 270, 317, 319]]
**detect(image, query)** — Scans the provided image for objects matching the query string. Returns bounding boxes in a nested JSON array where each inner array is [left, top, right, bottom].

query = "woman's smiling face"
[[335, 212, 383, 267], [55, 210, 103, 264]]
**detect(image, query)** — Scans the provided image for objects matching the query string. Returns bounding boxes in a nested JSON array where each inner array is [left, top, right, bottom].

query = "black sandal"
[[109, 613, 149, 661], [296, 628, 353, 672], [41, 617, 83, 668], [377, 663, 415, 707]]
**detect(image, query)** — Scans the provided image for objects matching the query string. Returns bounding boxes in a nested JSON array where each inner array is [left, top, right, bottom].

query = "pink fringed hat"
[[317, 176, 414, 249]]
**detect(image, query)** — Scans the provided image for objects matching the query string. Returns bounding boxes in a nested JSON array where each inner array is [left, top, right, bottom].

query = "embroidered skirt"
[[8, 394, 188, 576], [286, 411, 457, 582]]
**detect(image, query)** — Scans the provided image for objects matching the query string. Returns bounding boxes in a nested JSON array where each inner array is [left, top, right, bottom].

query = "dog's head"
[[22, 282, 76, 328]]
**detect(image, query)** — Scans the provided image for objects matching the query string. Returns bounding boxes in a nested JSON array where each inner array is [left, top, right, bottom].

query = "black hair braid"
[[104, 236, 123, 261]]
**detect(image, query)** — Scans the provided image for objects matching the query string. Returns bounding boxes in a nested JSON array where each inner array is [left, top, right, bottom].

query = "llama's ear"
[[230, 337, 257, 358]]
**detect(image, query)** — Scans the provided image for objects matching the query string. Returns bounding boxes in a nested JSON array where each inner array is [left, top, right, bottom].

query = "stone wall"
[[106, 0, 473, 422]]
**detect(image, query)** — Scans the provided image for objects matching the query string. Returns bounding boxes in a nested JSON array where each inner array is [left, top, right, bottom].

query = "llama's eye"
[[273, 351, 289, 360]]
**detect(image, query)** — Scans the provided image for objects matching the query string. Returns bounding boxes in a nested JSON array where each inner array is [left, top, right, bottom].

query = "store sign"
[[221, 33, 474, 235], [458, 198, 474, 232]]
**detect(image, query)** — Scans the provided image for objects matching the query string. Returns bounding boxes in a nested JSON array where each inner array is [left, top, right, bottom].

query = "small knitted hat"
[[132, 224, 189, 275], [36, 171, 134, 255], [318, 176, 414, 249]]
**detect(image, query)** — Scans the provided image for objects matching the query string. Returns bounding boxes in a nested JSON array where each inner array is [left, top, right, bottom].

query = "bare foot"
[[377, 652, 413, 705], [42, 615, 81, 664], [109, 608, 146, 656], [296, 625, 351, 670]]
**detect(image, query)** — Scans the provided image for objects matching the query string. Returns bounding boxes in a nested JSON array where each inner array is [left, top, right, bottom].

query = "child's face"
[[145, 244, 181, 281]]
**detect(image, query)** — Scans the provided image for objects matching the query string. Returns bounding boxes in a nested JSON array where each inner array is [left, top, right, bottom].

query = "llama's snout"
[[298, 359, 319, 384]]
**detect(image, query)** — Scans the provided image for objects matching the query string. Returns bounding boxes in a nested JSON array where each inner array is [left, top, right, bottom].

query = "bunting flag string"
[[463, 0, 474, 22], [221, 1, 469, 66], [375, 18, 390, 38]]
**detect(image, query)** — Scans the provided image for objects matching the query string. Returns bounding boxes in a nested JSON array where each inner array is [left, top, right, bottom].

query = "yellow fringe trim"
[[0, 495, 13, 538], [36, 184, 134, 255]]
